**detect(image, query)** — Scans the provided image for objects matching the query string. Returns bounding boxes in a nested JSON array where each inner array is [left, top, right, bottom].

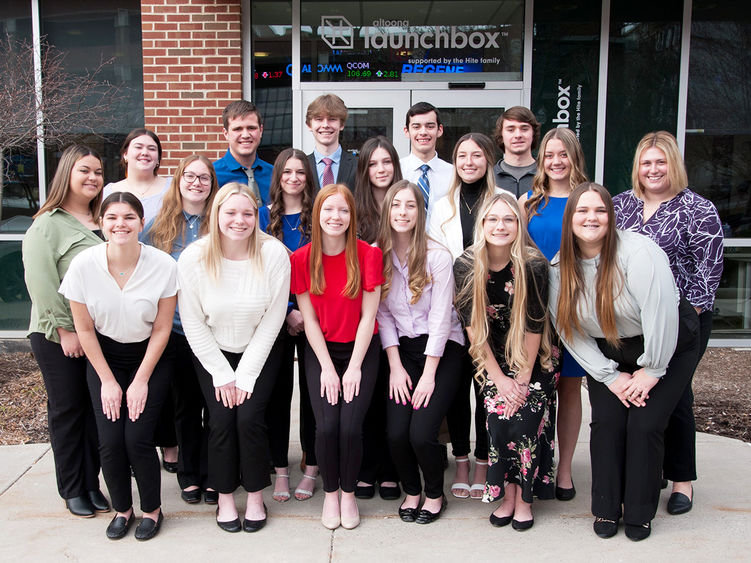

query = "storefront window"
[[300, 0, 524, 82], [603, 0, 682, 194]]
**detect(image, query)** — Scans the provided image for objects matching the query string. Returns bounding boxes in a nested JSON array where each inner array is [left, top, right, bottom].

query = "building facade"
[[1, 0, 749, 342]]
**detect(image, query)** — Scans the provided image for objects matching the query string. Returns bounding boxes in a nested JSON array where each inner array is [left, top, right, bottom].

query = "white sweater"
[[177, 237, 291, 392]]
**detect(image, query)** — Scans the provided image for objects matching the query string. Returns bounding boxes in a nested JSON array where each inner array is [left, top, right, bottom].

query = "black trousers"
[[662, 310, 712, 483], [265, 329, 317, 467], [305, 336, 380, 493], [194, 339, 281, 494], [387, 337, 464, 499], [588, 299, 700, 525], [358, 349, 399, 485], [445, 345, 488, 459], [86, 334, 172, 513], [29, 333, 100, 500], [168, 331, 210, 489]]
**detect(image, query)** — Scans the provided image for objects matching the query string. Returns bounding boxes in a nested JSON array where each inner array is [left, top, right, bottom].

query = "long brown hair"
[[36, 145, 103, 218], [555, 182, 622, 345], [376, 180, 432, 303], [147, 155, 217, 253], [455, 193, 552, 384], [526, 127, 588, 218], [309, 184, 360, 298], [355, 136, 403, 244], [120, 128, 162, 176], [267, 148, 315, 243]]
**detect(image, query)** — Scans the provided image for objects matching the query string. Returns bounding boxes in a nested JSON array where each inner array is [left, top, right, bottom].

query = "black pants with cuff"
[[445, 345, 488, 459]]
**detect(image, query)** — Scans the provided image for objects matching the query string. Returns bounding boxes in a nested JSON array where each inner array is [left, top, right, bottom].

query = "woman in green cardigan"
[[22, 145, 109, 518]]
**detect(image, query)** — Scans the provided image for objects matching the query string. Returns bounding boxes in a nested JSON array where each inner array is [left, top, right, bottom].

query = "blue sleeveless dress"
[[526, 192, 587, 378]]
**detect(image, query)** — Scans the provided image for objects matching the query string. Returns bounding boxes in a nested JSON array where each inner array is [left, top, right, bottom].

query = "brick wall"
[[141, 0, 243, 175]]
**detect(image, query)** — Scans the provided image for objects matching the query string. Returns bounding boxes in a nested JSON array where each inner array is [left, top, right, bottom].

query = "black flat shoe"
[[216, 508, 241, 533], [415, 496, 447, 525], [354, 484, 375, 499], [162, 460, 178, 473], [625, 521, 651, 541], [661, 478, 669, 489], [512, 517, 534, 531], [65, 495, 95, 518], [135, 511, 163, 541], [593, 517, 618, 538], [181, 488, 202, 504], [106, 512, 135, 540], [398, 504, 419, 523], [379, 483, 401, 501], [667, 487, 693, 515], [243, 503, 267, 533], [87, 489, 111, 513], [555, 480, 576, 501], [204, 490, 219, 504], [489, 512, 512, 527]]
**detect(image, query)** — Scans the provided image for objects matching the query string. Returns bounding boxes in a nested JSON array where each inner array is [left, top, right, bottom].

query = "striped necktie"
[[418, 164, 430, 210]]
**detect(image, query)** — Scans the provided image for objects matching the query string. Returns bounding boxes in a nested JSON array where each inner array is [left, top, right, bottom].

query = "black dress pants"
[[387, 337, 463, 499], [168, 331, 210, 489], [358, 349, 399, 485], [30, 333, 100, 500], [86, 334, 172, 513], [445, 345, 488, 459], [305, 336, 380, 493], [195, 339, 281, 494], [662, 309, 712, 483], [588, 298, 700, 525]]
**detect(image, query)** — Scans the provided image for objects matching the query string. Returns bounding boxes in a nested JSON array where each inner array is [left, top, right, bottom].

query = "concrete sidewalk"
[[1, 388, 750, 562]]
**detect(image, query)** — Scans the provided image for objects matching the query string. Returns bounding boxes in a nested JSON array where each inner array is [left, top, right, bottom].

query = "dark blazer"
[[307, 150, 358, 192]]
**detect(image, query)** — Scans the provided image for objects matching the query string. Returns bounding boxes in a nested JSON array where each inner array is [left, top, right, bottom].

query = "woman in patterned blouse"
[[613, 131, 723, 517]]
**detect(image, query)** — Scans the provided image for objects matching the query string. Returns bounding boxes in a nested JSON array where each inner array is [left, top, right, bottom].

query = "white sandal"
[[295, 472, 317, 501], [273, 470, 291, 502], [470, 460, 489, 500], [451, 457, 471, 499]]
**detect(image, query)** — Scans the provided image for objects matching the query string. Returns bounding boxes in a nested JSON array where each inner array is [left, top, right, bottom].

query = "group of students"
[[22, 95, 723, 542]]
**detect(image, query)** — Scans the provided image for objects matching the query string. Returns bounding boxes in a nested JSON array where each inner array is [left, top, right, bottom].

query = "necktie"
[[244, 166, 261, 202], [418, 164, 430, 210], [322, 157, 335, 187]]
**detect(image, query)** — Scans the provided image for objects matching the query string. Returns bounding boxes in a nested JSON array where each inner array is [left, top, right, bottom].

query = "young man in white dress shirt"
[[399, 102, 454, 226]]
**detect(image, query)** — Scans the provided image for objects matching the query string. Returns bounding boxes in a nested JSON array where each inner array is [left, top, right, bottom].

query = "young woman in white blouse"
[[548, 183, 700, 541], [376, 180, 465, 524], [177, 182, 291, 534], [61, 191, 178, 541]]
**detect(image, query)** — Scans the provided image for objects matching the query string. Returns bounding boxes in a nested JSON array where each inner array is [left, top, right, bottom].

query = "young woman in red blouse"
[[290, 184, 383, 530]]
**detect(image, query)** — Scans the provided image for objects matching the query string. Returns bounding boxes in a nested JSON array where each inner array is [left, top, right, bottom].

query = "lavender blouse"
[[613, 188, 724, 312]]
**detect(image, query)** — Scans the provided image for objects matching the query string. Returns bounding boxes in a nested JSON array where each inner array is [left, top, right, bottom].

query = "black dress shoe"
[[489, 512, 512, 527], [512, 517, 534, 531], [625, 521, 651, 541], [593, 517, 618, 538], [65, 495, 95, 518], [106, 512, 135, 540], [379, 483, 401, 501], [243, 503, 267, 533], [415, 496, 447, 525], [354, 484, 375, 499], [135, 511, 163, 541], [398, 504, 419, 523], [555, 480, 576, 501], [667, 487, 693, 515], [661, 478, 669, 490], [181, 488, 202, 504], [204, 490, 219, 504], [88, 489, 111, 513], [216, 508, 241, 533], [162, 460, 178, 473]]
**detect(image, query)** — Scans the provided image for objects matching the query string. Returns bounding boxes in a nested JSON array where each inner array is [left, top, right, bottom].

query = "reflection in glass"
[[432, 107, 503, 162], [0, 241, 31, 331], [341, 108, 392, 154], [712, 247, 751, 337]]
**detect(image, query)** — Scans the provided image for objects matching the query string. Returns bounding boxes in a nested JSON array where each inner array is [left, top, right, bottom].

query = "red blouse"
[[290, 239, 384, 343]]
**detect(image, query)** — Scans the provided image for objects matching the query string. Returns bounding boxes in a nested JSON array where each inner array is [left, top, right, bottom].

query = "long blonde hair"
[[526, 127, 588, 218], [36, 145, 103, 218], [147, 155, 217, 253], [555, 183, 622, 345], [376, 180, 432, 303], [202, 182, 272, 280], [309, 184, 360, 298], [455, 192, 553, 384]]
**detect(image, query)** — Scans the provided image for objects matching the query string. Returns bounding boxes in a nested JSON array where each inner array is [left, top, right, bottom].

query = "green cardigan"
[[22, 208, 103, 343]]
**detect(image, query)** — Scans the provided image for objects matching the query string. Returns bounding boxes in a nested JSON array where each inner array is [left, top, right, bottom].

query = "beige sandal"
[[451, 457, 470, 499]]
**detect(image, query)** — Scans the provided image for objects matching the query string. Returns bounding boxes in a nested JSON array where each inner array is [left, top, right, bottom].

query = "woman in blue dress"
[[518, 127, 588, 501]]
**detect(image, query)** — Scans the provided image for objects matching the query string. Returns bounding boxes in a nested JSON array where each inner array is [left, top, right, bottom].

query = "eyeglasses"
[[182, 171, 212, 185]]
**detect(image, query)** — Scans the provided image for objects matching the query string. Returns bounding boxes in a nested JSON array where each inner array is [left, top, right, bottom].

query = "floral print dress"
[[455, 255, 559, 504]]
